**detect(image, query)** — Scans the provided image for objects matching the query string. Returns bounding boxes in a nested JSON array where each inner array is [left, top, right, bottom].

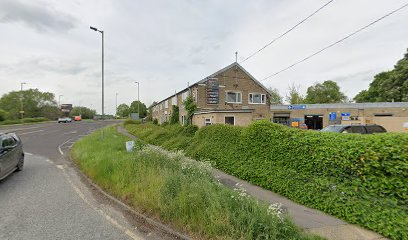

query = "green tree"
[[268, 87, 283, 104], [0, 109, 9, 121], [69, 106, 97, 119], [129, 101, 147, 118], [183, 94, 197, 125], [305, 80, 347, 104], [354, 49, 408, 102], [116, 103, 130, 118], [285, 84, 305, 104], [0, 89, 57, 119], [170, 105, 179, 124]]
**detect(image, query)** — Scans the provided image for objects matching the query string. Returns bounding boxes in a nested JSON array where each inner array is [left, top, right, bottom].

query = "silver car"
[[0, 133, 24, 181]]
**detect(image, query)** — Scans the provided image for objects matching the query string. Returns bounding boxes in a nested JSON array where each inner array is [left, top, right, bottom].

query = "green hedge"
[[0, 117, 49, 125], [125, 121, 408, 240]]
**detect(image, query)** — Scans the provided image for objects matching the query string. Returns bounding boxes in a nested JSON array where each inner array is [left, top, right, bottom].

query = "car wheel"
[[16, 154, 24, 171]]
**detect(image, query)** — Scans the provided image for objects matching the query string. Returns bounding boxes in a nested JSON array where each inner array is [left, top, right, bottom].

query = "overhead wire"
[[240, 0, 335, 64], [261, 2, 408, 81]]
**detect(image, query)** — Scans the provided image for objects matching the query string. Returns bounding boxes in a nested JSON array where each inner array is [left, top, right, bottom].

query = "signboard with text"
[[341, 112, 351, 121], [288, 105, 306, 110], [206, 78, 219, 104]]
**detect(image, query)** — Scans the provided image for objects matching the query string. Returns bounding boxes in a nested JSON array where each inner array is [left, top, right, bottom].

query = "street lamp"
[[20, 82, 27, 120], [135, 81, 140, 118], [59, 95, 63, 107], [90, 26, 104, 121], [115, 93, 118, 117]]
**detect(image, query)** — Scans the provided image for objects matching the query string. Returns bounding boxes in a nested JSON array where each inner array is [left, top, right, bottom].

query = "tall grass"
[[71, 127, 321, 240]]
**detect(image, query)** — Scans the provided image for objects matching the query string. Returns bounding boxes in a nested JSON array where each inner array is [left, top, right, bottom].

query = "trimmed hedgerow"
[[125, 121, 408, 240]]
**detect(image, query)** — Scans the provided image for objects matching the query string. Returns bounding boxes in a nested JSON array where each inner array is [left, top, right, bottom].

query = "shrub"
[[152, 118, 158, 125], [125, 120, 408, 240], [0, 109, 9, 121], [124, 119, 142, 125]]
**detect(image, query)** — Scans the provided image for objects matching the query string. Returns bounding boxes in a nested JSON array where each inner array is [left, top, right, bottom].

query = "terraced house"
[[152, 62, 271, 127]]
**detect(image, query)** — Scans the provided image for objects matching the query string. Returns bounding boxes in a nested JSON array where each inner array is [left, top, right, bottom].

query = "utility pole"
[[20, 82, 27, 120], [58, 95, 63, 107], [135, 81, 140, 119], [115, 93, 118, 117]]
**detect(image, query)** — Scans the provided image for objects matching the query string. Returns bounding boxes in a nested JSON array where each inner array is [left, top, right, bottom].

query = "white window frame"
[[224, 116, 235, 125], [249, 93, 266, 104], [204, 118, 212, 126], [225, 91, 242, 104], [181, 115, 186, 125], [164, 100, 168, 109]]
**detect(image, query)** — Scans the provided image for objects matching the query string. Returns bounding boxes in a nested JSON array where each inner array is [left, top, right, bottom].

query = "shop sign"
[[341, 112, 351, 121], [288, 105, 306, 110], [206, 78, 219, 104], [329, 112, 337, 121]]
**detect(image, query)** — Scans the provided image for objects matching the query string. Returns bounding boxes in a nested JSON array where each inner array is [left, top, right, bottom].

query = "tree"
[[305, 80, 347, 104], [354, 49, 408, 102], [170, 105, 179, 124], [116, 103, 130, 118], [183, 94, 197, 125], [268, 87, 283, 104], [0, 109, 9, 121], [0, 89, 57, 119], [129, 101, 147, 118], [69, 106, 97, 119], [285, 84, 305, 104]]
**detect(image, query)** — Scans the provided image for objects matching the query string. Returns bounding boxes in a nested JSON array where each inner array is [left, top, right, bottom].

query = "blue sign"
[[288, 105, 306, 110], [341, 112, 351, 117], [329, 112, 337, 121]]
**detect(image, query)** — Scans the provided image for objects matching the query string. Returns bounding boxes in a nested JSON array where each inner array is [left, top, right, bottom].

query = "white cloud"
[[0, 0, 407, 114]]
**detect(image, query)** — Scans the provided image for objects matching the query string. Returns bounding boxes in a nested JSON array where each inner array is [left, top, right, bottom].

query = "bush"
[[0, 109, 9, 121], [72, 127, 320, 240], [152, 118, 158, 125], [126, 120, 408, 240], [0, 117, 48, 125], [123, 119, 142, 125]]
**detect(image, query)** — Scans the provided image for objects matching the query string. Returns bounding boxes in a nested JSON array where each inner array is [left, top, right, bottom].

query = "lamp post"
[[115, 93, 118, 117], [90, 26, 104, 121], [135, 81, 140, 119], [20, 82, 27, 120], [58, 95, 63, 107]]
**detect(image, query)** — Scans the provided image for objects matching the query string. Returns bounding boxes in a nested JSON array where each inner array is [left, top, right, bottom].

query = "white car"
[[58, 117, 72, 123]]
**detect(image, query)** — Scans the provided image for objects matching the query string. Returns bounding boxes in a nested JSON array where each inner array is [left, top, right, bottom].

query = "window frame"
[[225, 91, 242, 104], [248, 93, 266, 104], [224, 116, 235, 125], [204, 118, 212, 126]]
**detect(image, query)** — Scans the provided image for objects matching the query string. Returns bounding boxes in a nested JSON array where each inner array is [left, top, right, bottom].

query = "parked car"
[[0, 132, 24, 181], [58, 117, 72, 123], [320, 124, 387, 134], [74, 116, 82, 121]]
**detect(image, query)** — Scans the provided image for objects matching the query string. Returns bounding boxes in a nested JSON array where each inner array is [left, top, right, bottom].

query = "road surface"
[[0, 121, 173, 240]]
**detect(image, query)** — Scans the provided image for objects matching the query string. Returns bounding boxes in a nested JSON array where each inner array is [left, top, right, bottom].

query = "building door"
[[304, 115, 323, 130]]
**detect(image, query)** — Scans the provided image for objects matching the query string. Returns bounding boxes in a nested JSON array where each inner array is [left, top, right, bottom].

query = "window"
[[182, 91, 189, 101], [249, 93, 266, 104], [225, 116, 235, 125], [366, 125, 386, 133], [181, 115, 186, 125], [204, 118, 211, 126], [164, 101, 168, 109], [225, 92, 242, 103], [172, 96, 177, 106]]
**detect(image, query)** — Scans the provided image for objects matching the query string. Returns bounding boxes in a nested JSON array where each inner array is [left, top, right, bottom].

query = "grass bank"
[[71, 126, 321, 240], [125, 121, 408, 240]]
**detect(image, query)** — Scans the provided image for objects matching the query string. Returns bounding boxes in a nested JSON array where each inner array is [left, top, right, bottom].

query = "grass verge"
[[71, 126, 322, 240], [0, 117, 49, 126]]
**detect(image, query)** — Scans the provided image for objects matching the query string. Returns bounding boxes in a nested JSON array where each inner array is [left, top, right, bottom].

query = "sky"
[[0, 0, 407, 114]]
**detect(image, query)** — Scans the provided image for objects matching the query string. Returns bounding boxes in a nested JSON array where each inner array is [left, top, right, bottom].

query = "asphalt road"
[[0, 121, 168, 240]]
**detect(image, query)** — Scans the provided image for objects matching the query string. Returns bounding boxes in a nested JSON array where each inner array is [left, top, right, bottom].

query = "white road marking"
[[25, 152, 33, 156], [18, 130, 44, 135], [56, 165, 64, 170], [1, 126, 43, 132], [46, 159, 52, 163], [60, 166, 141, 240], [58, 137, 77, 155], [63, 130, 78, 135]]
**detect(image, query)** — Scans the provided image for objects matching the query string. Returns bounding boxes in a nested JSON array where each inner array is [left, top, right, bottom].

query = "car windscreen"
[[320, 125, 344, 132]]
